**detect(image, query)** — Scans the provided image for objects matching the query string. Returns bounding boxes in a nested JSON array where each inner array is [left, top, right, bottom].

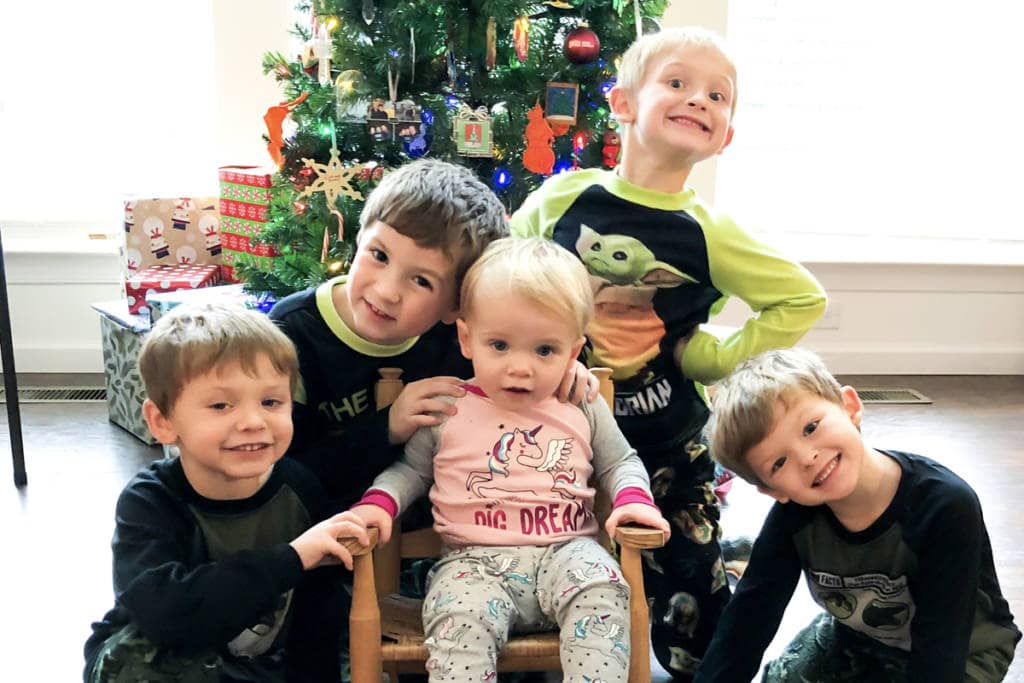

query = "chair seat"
[[380, 594, 562, 670]]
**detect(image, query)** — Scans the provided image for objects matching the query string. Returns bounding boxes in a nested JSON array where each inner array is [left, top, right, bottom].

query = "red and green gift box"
[[124, 263, 222, 316], [218, 166, 280, 282]]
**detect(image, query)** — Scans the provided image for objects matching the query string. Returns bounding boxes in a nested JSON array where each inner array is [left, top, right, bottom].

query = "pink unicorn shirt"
[[360, 384, 652, 548]]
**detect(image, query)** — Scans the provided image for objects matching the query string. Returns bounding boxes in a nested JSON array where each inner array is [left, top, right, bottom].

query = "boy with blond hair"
[[511, 26, 827, 677], [84, 304, 370, 682], [349, 237, 670, 682], [696, 348, 1020, 682]]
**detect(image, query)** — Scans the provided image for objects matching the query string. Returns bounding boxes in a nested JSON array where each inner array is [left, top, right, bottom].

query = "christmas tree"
[[237, 0, 667, 296]]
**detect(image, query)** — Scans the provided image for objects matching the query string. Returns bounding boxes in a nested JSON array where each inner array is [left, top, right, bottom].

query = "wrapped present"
[[123, 197, 220, 276], [125, 263, 222, 316], [92, 300, 157, 445], [218, 166, 279, 282], [147, 283, 277, 323]]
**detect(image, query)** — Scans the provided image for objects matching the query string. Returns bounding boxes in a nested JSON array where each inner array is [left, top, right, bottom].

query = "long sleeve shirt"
[[364, 386, 653, 548], [695, 450, 1020, 683]]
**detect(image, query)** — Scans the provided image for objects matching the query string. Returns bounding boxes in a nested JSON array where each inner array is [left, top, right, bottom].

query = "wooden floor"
[[1, 374, 1021, 681]]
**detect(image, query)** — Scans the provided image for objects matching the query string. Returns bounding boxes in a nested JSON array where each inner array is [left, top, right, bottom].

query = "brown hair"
[[707, 348, 843, 486], [138, 303, 298, 415], [358, 159, 509, 302]]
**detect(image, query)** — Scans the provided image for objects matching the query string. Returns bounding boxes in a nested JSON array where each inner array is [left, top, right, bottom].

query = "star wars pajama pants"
[[643, 433, 731, 680], [422, 537, 631, 682]]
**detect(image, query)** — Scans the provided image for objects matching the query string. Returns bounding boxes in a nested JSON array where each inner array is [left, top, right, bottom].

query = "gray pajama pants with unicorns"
[[422, 537, 631, 682]]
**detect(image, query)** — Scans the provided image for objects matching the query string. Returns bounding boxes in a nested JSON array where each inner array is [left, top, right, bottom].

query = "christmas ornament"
[[359, 163, 385, 182], [602, 130, 621, 168], [572, 131, 587, 170], [335, 69, 370, 121], [311, 23, 333, 86], [545, 82, 579, 127], [544, 0, 574, 8], [453, 104, 493, 157], [485, 17, 497, 70], [564, 25, 600, 64], [299, 146, 364, 204], [367, 98, 393, 141], [643, 16, 662, 35], [362, 0, 377, 24], [263, 92, 309, 168], [393, 99, 423, 140], [523, 103, 555, 175], [513, 17, 530, 62]]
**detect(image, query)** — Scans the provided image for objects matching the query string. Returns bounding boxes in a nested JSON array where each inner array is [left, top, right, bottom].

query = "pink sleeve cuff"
[[613, 486, 659, 510], [355, 489, 399, 518]]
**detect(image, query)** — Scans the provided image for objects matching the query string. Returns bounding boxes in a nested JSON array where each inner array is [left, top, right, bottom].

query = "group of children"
[[85, 26, 1019, 683]]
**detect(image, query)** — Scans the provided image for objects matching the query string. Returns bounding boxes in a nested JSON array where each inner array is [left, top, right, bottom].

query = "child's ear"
[[570, 336, 585, 361], [840, 386, 864, 428], [142, 398, 179, 446], [609, 85, 636, 124], [718, 126, 735, 154], [455, 318, 473, 360], [440, 304, 459, 325], [756, 484, 790, 504]]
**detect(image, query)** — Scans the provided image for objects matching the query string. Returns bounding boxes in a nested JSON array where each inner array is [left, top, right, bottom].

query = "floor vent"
[[856, 388, 932, 404], [0, 387, 107, 403]]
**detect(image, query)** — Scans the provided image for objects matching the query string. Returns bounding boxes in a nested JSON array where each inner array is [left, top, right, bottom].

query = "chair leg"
[[350, 551, 383, 683], [620, 546, 651, 683], [0, 230, 26, 487]]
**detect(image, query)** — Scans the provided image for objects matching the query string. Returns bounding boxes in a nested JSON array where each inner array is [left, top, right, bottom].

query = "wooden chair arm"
[[613, 525, 666, 550]]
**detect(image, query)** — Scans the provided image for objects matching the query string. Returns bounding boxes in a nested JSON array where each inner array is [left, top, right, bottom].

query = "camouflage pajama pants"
[[642, 434, 731, 681], [763, 613, 1015, 683], [88, 624, 223, 683]]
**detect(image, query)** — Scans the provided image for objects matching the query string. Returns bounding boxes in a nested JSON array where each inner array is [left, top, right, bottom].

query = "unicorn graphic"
[[466, 425, 579, 499]]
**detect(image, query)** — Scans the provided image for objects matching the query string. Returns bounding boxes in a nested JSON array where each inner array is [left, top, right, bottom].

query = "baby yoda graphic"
[[574, 224, 698, 380], [576, 224, 696, 289]]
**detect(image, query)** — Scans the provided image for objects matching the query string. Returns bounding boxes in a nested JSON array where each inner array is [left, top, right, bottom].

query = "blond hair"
[[138, 303, 298, 415], [707, 348, 843, 487], [359, 159, 509, 302], [616, 26, 738, 116], [460, 237, 594, 338]]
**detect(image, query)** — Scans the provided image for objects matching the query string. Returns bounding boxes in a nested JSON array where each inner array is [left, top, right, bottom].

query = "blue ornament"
[[404, 127, 432, 158], [421, 109, 434, 125]]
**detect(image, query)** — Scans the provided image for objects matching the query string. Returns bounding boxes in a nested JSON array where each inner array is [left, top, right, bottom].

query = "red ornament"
[[564, 26, 600, 64]]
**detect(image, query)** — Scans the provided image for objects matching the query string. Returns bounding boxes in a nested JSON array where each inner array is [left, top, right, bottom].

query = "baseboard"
[[816, 348, 1024, 375]]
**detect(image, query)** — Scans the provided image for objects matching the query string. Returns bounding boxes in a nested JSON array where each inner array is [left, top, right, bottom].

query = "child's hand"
[[349, 504, 395, 545], [556, 361, 600, 404], [387, 376, 466, 444], [604, 503, 672, 542], [290, 511, 370, 571]]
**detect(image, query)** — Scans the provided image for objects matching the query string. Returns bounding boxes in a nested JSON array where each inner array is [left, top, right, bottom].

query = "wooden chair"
[[339, 368, 666, 682]]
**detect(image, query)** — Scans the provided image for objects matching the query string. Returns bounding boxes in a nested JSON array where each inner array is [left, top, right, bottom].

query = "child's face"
[[341, 220, 459, 345], [745, 388, 868, 507], [456, 290, 584, 412], [144, 355, 293, 499], [612, 44, 735, 167]]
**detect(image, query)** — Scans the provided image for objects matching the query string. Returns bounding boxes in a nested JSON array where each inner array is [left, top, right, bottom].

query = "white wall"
[[4, 0, 1023, 376]]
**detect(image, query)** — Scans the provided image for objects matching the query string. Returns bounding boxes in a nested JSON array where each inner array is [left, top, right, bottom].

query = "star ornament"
[[299, 147, 364, 204]]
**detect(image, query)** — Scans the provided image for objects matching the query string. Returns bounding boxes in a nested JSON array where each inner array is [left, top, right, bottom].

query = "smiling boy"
[[511, 27, 826, 678], [84, 304, 369, 682], [695, 348, 1020, 682]]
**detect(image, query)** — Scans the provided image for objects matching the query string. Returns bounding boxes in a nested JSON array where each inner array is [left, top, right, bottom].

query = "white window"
[[717, 0, 1024, 258], [0, 1, 218, 231]]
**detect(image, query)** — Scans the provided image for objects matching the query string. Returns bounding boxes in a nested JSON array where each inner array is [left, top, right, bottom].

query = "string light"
[[323, 16, 340, 32], [327, 260, 344, 273], [445, 95, 460, 109], [493, 167, 511, 189]]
